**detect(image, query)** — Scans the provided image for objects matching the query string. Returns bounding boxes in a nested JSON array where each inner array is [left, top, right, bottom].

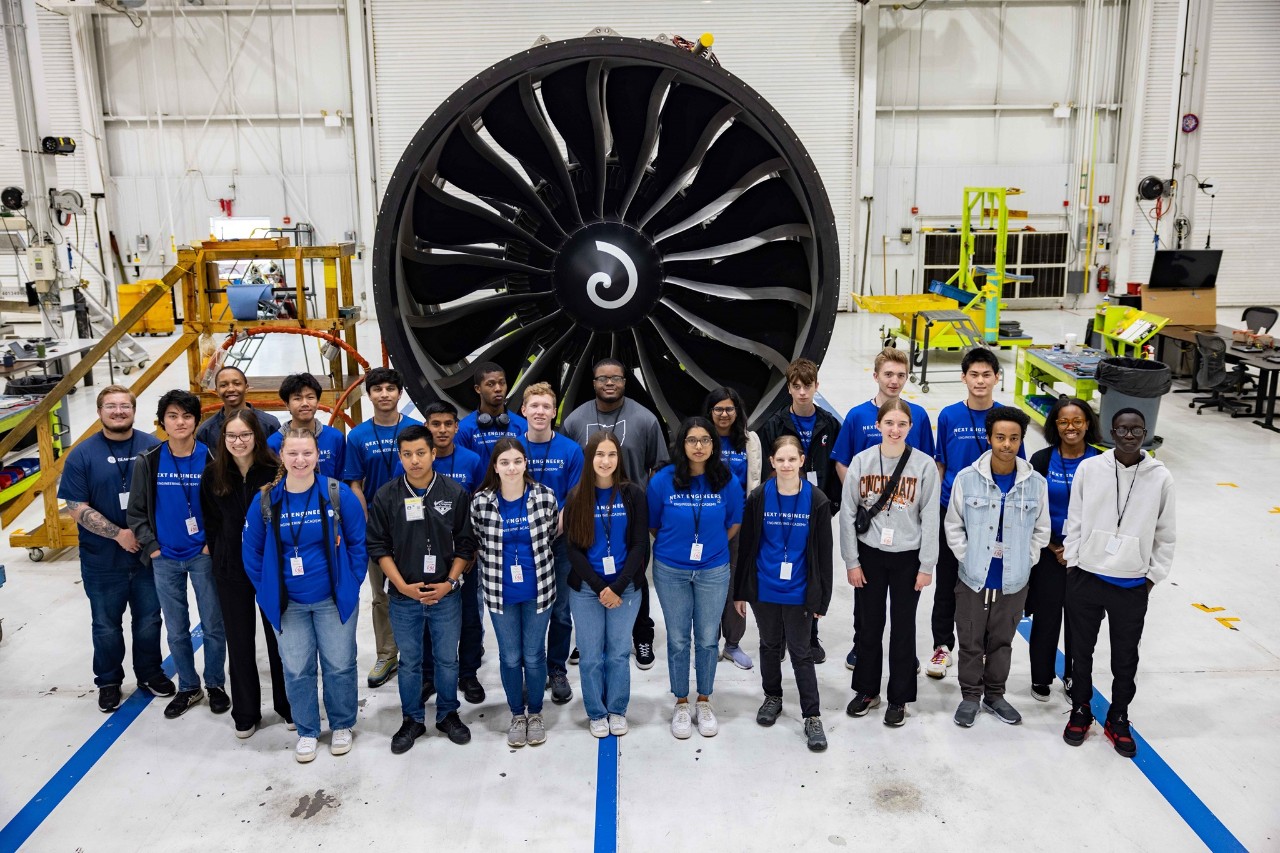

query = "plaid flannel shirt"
[[469, 482, 559, 614]]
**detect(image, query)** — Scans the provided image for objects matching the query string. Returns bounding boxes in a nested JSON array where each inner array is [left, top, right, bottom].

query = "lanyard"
[[1114, 457, 1141, 526], [772, 480, 803, 562], [106, 435, 138, 490], [789, 410, 813, 454], [688, 480, 708, 543], [371, 416, 401, 479], [166, 442, 199, 517], [284, 483, 317, 555], [502, 489, 530, 568], [964, 404, 989, 453], [597, 489, 620, 556], [524, 436, 554, 483]]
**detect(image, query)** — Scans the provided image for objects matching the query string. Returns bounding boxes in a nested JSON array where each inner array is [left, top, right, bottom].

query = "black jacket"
[[200, 461, 276, 580], [366, 472, 476, 588], [755, 406, 843, 509], [733, 483, 834, 616], [566, 482, 650, 597], [126, 442, 216, 568]]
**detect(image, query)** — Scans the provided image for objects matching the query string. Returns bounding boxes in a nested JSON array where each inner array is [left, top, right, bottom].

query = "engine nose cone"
[[552, 222, 663, 332]]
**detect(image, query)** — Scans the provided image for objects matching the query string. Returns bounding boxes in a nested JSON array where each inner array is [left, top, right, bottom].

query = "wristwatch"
[[448, 577, 462, 594]]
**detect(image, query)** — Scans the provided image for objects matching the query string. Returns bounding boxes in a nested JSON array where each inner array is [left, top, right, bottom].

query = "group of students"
[[59, 344, 1174, 764]]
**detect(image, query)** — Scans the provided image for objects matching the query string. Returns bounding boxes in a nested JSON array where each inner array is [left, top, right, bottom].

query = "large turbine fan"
[[373, 34, 839, 431]]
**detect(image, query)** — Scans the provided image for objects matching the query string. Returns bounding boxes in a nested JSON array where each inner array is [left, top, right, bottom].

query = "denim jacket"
[[944, 451, 1050, 594]]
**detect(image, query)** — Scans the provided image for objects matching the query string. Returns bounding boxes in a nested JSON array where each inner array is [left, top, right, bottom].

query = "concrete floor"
[[0, 305, 1275, 852]]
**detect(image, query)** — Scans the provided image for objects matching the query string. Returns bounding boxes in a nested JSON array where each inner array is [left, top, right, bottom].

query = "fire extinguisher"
[[1097, 264, 1111, 293]]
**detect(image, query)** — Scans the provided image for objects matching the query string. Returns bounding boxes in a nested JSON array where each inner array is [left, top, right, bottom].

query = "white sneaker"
[[608, 714, 628, 736], [589, 717, 610, 738], [671, 702, 693, 739], [330, 728, 353, 756], [295, 736, 318, 763], [695, 700, 719, 737], [925, 645, 951, 679]]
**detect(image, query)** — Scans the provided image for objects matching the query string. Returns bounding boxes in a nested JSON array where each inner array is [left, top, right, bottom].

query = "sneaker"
[[953, 699, 980, 727], [436, 711, 472, 745], [330, 728, 353, 756], [459, 676, 485, 705], [721, 643, 754, 670], [207, 686, 231, 714], [670, 702, 693, 739], [845, 647, 857, 671], [982, 696, 1022, 725], [421, 681, 436, 703], [1062, 676, 1074, 703], [526, 713, 547, 746], [163, 688, 204, 719], [138, 674, 176, 698], [884, 703, 906, 727], [569, 647, 580, 665], [548, 672, 573, 704], [608, 714, 628, 736], [589, 717, 610, 738], [287, 721, 297, 731], [634, 642, 655, 670], [295, 736, 318, 763], [367, 657, 398, 688], [1104, 715, 1138, 758], [507, 714, 528, 747], [926, 646, 951, 679], [756, 695, 784, 727], [1031, 683, 1052, 702], [811, 640, 827, 665], [804, 716, 828, 752], [235, 722, 257, 740], [1063, 704, 1093, 746], [98, 684, 122, 713], [695, 700, 718, 737], [845, 692, 880, 717], [391, 717, 427, 754], [916, 658, 921, 674]]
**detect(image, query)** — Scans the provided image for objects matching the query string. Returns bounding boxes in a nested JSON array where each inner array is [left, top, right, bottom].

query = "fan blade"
[[541, 60, 607, 218], [414, 303, 562, 370], [628, 327, 686, 431], [657, 177, 810, 261], [508, 319, 580, 402], [636, 84, 738, 228], [645, 311, 772, 413], [663, 241, 814, 308], [558, 330, 599, 417], [409, 180, 553, 255], [437, 121, 565, 237], [399, 243, 551, 306], [658, 296, 791, 373], [604, 65, 673, 218]]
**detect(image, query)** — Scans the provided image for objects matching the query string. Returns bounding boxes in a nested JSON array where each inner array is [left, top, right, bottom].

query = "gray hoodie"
[[839, 445, 941, 573]]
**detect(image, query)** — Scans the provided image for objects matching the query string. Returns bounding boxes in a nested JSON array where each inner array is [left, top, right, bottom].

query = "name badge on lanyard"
[[404, 497, 424, 521], [119, 492, 129, 510], [424, 554, 437, 573], [185, 517, 200, 536], [511, 564, 524, 584], [779, 561, 794, 580], [602, 555, 617, 575], [290, 555, 305, 576], [806, 471, 818, 485], [689, 542, 704, 562]]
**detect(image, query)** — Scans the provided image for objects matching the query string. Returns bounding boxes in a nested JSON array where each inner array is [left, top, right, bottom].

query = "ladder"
[[80, 287, 150, 374]]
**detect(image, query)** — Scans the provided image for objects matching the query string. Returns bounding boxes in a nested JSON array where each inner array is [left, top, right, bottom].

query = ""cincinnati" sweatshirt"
[[838, 445, 941, 573]]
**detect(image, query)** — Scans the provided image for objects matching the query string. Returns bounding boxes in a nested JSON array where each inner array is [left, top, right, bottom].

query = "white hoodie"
[[1063, 449, 1176, 584]]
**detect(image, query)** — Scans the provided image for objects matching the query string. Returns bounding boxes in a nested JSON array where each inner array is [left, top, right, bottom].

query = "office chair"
[[1190, 333, 1252, 416], [1230, 306, 1278, 393]]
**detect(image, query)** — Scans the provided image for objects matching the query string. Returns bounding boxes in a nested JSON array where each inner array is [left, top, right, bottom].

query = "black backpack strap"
[[866, 446, 912, 520]]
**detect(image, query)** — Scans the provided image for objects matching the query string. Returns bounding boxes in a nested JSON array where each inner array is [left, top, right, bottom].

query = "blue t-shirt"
[[1045, 447, 1099, 542], [520, 433, 584, 508], [457, 410, 528, 466], [278, 483, 331, 603], [756, 479, 812, 605], [436, 444, 484, 494], [498, 493, 536, 605], [935, 400, 1025, 507], [983, 470, 1018, 590], [267, 423, 346, 480], [58, 431, 161, 568], [155, 442, 210, 560], [720, 435, 749, 493], [830, 399, 935, 465], [343, 414, 422, 499], [790, 411, 817, 455], [586, 486, 629, 580], [647, 466, 745, 571]]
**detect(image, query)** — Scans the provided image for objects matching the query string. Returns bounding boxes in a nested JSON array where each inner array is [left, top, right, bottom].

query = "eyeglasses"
[[711, 406, 736, 416], [1111, 426, 1147, 438], [593, 375, 625, 385], [683, 436, 713, 447], [225, 432, 255, 444], [1055, 417, 1087, 429], [100, 404, 134, 412]]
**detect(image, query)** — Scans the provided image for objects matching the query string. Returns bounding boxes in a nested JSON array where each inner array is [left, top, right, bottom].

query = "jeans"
[[1027, 547, 1074, 687], [152, 553, 226, 692], [653, 561, 730, 699], [422, 568, 485, 682], [546, 535, 574, 674], [274, 597, 359, 739], [214, 568, 290, 729], [852, 545, 922, 705], [81, 559, 164, 687], [751, 600, 821, 717], [490, 601, 553, 716], [1066, 570, 1149, 718], [569, 584, 640, 719], [389, 589, 461, 723]]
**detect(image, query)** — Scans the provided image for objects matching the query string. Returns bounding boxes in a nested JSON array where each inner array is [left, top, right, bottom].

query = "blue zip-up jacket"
[[944, 451, 1050, 594], [242, 475, 368, 632]]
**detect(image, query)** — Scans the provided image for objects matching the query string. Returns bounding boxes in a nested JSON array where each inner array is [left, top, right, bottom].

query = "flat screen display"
[[1147, 249, 1222, 289]]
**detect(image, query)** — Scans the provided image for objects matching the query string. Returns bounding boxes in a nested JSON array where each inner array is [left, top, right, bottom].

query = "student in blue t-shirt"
[[733, 435, 834, 753], [456, 362, 528, 466], [266, 373, 346, 479], [648, 416, 744, 741], [424, 401, 485, 495]]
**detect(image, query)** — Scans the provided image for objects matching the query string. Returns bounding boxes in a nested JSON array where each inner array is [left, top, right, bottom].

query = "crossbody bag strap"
[[866, 446, 912, 520]]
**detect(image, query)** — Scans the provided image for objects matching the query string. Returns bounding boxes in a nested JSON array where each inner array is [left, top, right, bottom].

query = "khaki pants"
[[368, 558, 398, 660]]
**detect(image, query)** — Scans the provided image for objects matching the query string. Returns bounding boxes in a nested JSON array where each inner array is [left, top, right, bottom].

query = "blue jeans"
[[274, 597, 359, 739], [81, 559, 164, 687], [569, 584, 640, 719], [388, 590, 461, 723], [546, 535, 574, 674], [421, 569, 485, 681], [489, 601, 552, 716], [152, 553, 226, 692], [653, 561, 730, 699]]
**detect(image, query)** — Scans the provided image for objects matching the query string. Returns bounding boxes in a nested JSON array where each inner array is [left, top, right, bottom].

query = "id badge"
[[806, 471, 818, 485], [119, 492, 129, 510], [404, 497, 424, 521], [424, 554, 438, 574], [289, 556, 305, 576], [511, 564, 524, 584], [780, 561, 794, 580], [992, 541, 1004, 559], [185, 517, 199, 536], [1105, 536, 1122, 555], [689, 542, 704, 562], [880, 528, 895, 547], [602, 555, 617, 575]]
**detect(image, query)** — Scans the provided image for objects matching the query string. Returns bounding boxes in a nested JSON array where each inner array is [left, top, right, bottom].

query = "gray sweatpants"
[[954, 582, 1029, 701]]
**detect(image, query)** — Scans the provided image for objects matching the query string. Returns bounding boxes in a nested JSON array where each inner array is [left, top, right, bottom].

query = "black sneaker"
[[98, 684, 122, 713], [883, 703, 906, 727], [569, 646, 580, 665], [391, 717, 427, 754], [804, 716, 828, 752], [208, 686, 231, 714], [163, 688, 204, 719], [811, 640, 827, 664], [634, 642, 655, 670], [459, 676, 485, 705], [138, 674, 176, 698], [1063, 704, 1093, 747], [435, 711, 472, 745], [1031, 683, 1052, 702], [756, 695, 783, 727], [845, 692, 881, 717], [548, 672, 572, 704], [1104, 714, 1138, 758]]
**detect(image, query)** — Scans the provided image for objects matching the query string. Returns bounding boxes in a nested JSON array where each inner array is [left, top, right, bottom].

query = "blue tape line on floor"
[[594, 734, 619, 853], [0, 625, 205, 851], [1015, 618, 1245, 852]]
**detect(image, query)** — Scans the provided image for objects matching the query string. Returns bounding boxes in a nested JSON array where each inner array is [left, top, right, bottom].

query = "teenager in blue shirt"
[[425, 401, 485, 494], [649, 417, 744, 740], [456, 362, 527, 466], [266, 373, 346, 479]]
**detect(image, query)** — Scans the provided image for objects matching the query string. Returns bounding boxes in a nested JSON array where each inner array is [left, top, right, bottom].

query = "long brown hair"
[[262, 427, 319, 497], [564, 431, 627, 549], [477, 436, 535, 494], [208, 409, 278, 496]]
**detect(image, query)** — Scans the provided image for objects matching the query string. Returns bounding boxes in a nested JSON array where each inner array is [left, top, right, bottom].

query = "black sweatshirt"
[[366, 472, 476, 587], [566, 482, 650, 597], [200, 461, 276, 580], [733, 483, 835, 616]]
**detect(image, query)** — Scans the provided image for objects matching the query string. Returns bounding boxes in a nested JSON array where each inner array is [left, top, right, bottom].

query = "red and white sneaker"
[[925, 645, 951, 679]]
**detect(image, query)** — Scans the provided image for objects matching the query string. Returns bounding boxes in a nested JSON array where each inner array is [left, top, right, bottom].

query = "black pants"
[[852, 545, 921, 705], [930, 523, 959, 650], [214, 568, 290, 729], [1027, 547, 1073, 687], [719, 537, 746, 646], [632, 576, 655, 646], [751, 600, 820, 717], [1066, 570, 1149, 718], [422, 569, 485, 685]]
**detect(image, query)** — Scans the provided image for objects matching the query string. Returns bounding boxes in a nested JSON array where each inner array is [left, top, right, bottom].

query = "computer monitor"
[[1147, 249, 1222, 289]]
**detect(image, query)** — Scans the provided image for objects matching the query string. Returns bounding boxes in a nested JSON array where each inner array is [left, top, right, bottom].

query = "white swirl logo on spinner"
[[586, 241, 639, 310]]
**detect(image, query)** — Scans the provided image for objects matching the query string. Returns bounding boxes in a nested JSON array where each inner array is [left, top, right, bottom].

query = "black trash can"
[[5, 374, 63, 397], [1096, 358, 1171, 447]]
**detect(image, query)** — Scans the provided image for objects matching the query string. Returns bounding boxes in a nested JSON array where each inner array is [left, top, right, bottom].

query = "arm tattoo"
[[67, 501, 122, 539]]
